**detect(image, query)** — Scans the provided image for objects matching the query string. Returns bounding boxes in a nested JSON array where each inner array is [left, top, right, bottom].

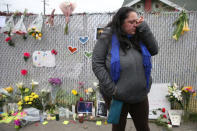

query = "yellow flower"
[[172, 35, 177, 40], [32, 27, 36, 30], [24, 96, 29, 102], [29, 97, 33, 101], [17, 101, 23, 106], [34, 95, 39, 99], [31, 92, 36, 96], [182, 21, 190, 32], [71, 90, 78, 95], [193, 93, 196, 97], [87, 88, 93, 93], [4, 86, 13, 93], [28, 102, 32, 104], [25, 88, 29, 93], [38, 33, 42, 37], [32, 33, 35, 36], [18, 106, 22, 111], [16, 82, 23, 89]]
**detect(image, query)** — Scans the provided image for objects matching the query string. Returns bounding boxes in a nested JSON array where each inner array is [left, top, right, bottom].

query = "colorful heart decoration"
[[84, 51, 92, 59], [79, 36, 89, 44], [68, 46, 77, 54]]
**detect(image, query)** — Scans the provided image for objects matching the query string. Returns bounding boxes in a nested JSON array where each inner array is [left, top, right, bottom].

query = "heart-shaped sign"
[[68, 46, 77, 54], [79, 36, 89, 44], [84, 51, 92, 59]]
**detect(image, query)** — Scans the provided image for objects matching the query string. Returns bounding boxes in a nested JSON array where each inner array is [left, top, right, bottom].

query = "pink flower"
[[80, 97, 84, 101], [163, 114, 167, 119], [162, 108, 166, 113], [51, 49, 57, 55], [21, 69, 28, 75], [23, 52, 30, 61], [5, 37, 11, 42], [24, 52, 30, 58]]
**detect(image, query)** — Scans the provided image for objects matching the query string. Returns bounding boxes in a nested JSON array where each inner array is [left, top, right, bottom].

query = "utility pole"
[[3, 3, 11, 13], [43, 0, 46, 15], [42, 0, 49, 15], [6, 4, 9, 13]]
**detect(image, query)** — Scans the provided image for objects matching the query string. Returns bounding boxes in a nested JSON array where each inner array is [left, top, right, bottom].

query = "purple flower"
[[14, 119, 21, 126], [48, 78, 62, 86]]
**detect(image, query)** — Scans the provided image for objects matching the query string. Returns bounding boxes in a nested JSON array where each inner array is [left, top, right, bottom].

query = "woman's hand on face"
[[136, 16, 144, 27]]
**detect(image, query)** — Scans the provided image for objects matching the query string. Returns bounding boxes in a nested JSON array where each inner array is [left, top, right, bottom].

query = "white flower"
[[16, 82, 24, 89], [30, 80, 39, 86], [93, 82, 98, 87], [173, 83, 178, 88], [172, 90, 182, 101], [168, 124, 172, 128]]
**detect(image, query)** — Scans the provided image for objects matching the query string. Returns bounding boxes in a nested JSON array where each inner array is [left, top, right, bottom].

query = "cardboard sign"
[[148, 83, 171, 119]]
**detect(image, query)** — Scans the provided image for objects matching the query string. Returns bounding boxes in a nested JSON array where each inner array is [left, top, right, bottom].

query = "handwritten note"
[[168, 110, 183, 126], [33, 51, 55, 67]]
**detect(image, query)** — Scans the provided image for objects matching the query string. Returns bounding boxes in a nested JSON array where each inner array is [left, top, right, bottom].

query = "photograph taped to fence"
[[95, 27, 104, 40], [96, 100, 107, 117], [77, 101, 93, 114]]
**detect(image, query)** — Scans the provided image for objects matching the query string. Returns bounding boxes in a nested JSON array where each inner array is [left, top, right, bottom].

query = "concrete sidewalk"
[[1, 119, 197, 131]]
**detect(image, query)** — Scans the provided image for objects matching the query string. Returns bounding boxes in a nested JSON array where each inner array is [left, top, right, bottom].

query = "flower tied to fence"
[[59, 2, 76, 35]]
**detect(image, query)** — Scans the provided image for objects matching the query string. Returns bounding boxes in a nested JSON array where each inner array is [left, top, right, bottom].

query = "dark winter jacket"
[[92, 21, 159, 104]]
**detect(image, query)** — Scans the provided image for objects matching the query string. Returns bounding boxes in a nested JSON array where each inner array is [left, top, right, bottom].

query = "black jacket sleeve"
[[92, 38, 115, 97], [136, 21, 159, 56]]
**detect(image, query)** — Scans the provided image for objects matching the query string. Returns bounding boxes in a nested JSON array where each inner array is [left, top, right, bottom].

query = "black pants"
[[103, 96, 150, 131]]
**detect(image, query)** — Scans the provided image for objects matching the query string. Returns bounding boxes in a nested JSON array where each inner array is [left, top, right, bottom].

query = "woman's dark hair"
[[106, 7, 140, 52]]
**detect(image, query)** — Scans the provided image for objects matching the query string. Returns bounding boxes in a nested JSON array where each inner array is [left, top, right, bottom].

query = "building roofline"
[[123, 0, 141, 7], [159, 0, 186, 11]]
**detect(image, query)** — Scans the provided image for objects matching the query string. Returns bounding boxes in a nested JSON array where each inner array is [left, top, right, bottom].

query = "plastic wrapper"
[[21, 108, 46, 125], [0, 88, 10, 96], [1, 15, 14, 35], [12, 15, 27, 35], [28, 14, 43, 40]]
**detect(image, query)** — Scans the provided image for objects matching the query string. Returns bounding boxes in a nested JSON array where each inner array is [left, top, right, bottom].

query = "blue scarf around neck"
[[107, 34, 152, 124]]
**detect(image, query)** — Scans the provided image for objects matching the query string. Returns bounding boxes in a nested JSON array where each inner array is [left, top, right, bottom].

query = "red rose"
[[163, 114, 167, 119], [24, 52, 30, 58], [162, 108, 165, 113], [51, 49, 57, 55], [21, 69, 28, 75], [5, 37, 11, 42], [79, 97, 83, 101]]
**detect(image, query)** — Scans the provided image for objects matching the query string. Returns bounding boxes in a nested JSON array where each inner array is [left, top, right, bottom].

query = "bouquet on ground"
[[166, 83, 183, 109], [14, 119, 21, 131], [2, 15, 15, 46], [16, 81, 43, 111], [48, 78, 62, 104], [27, 14, 43, 40], [181, 86, 196, 111], [12, 9, 27, 39], [59, 1, 76, 34]]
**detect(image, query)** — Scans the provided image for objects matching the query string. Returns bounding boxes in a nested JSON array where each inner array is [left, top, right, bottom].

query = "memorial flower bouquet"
[[181, 86, 196, 111], [12, 9, 28, 39], [59, 1, 76, 34], [16, 81, 43, 111], [28, 14, 43, 40], [166, 83, 183, 109], [2, 15, 15, 46], [181, 86, 196, 121]]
